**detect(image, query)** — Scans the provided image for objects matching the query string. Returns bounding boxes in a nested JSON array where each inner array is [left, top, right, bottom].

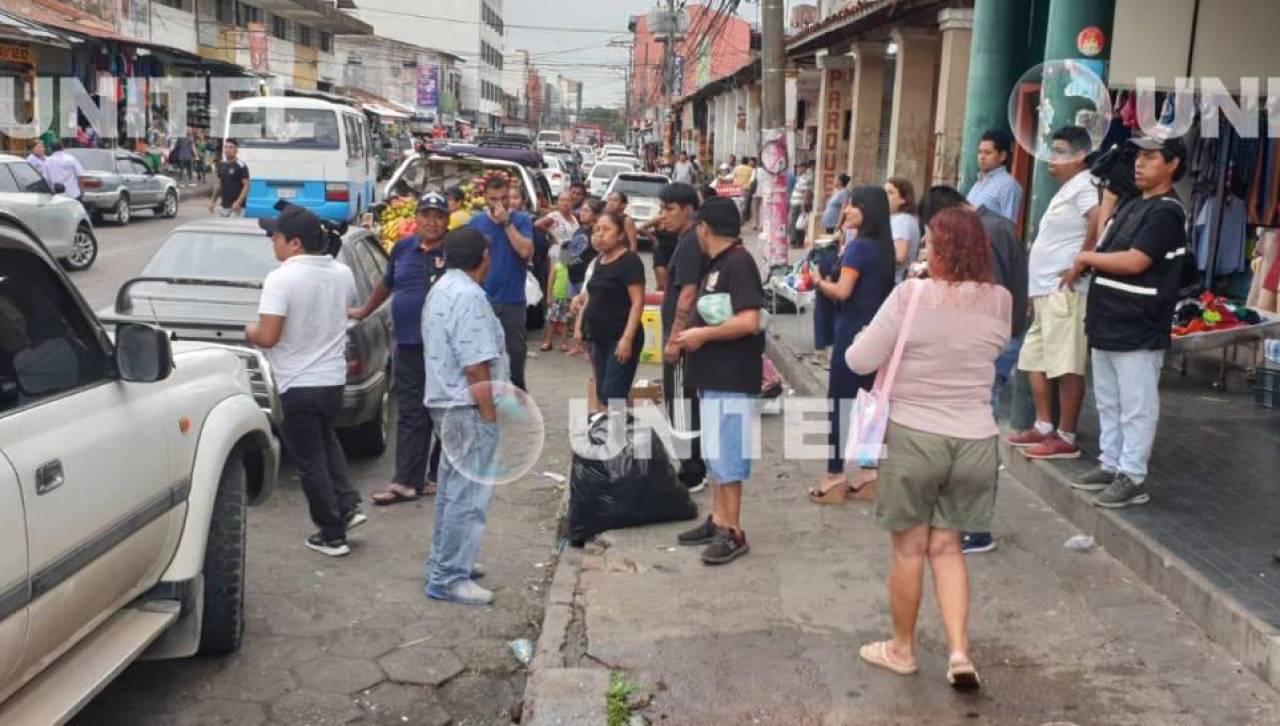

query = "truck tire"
[[197, 449, 247, 655]]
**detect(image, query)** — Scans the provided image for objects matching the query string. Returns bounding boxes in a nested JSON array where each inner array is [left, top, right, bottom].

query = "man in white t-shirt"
[[1007, 126, 1101, 460], [246, 205, 363, 557]]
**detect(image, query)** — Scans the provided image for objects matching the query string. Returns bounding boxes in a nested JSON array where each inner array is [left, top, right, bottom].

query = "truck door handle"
[[36, 459, 64, 495]]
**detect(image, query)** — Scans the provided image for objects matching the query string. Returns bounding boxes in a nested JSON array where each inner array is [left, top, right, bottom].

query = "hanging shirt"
[[966, 166, 1023, 223]]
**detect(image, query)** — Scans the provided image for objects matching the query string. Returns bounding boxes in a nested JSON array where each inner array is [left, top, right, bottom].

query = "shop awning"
[[786, 0, 944, 57], [364, 103, 408, 120], [0, 8, 70, 48]]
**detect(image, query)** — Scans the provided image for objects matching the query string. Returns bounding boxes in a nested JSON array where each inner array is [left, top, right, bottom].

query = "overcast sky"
[[504, 0, 760, 108]]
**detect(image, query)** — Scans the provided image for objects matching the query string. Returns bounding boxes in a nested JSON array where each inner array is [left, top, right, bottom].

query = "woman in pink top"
[[845, 207, 1011, 690]]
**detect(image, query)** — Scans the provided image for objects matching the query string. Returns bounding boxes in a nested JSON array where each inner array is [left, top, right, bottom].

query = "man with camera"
[[1062, 135, 1189, 509]]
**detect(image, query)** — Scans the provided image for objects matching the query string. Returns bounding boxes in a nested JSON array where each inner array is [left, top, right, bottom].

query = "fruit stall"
[[374, 168, 516, 252]]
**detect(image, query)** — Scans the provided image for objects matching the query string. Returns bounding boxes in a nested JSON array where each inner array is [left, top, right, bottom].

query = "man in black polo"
[[659, 182, 707, 493], [1062, 135, 1189, 509]]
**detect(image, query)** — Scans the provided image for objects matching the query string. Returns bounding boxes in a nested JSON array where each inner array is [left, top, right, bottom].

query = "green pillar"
[[958, 0, 1028, 192], [1026, 0, 1115, 233]]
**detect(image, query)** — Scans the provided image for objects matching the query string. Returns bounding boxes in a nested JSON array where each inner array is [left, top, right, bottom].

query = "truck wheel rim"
[[69, 230, 95, 266]]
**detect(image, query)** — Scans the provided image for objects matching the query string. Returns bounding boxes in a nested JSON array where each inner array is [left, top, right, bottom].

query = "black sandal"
[[370, 488, 420, 506]]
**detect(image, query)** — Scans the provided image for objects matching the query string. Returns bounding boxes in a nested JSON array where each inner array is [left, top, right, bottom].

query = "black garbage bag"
[[568, 413, 698, 544]]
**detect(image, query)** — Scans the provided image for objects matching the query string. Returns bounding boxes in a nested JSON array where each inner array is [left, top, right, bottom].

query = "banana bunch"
[[378, 196, 419, 252]]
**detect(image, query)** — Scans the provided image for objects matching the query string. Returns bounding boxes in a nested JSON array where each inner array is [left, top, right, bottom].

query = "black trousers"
[[662, 358, 707, 486], [492, 302, 527, 391], [279, 386, 360, 540], [590, 336, 640, 405], [394, 345, 441, 490]]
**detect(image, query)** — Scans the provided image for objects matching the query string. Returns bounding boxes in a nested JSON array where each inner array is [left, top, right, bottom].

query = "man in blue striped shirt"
[[966, 129, 1023, 224]]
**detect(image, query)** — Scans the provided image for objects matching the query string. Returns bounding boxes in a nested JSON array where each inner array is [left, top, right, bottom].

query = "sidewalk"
[[526, 405, 1280, 724], [521, 235, 1280, 724]]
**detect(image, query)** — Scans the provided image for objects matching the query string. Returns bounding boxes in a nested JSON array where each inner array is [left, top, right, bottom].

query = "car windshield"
[[591, 164, 628, 179], [611, 177, 667, 199], [142, 230, 278, 280], [229, 107, 341, 150], [66, 149, 116, 172]]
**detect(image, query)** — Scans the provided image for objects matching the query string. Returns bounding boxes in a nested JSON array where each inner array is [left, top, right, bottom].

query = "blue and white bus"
[[225, 96, 376, 222]]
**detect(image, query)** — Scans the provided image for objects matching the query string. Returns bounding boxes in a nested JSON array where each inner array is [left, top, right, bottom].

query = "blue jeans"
[[425, 407, 498, 592], [991, 335, 1024, 417], [701, 390, 757, 483]]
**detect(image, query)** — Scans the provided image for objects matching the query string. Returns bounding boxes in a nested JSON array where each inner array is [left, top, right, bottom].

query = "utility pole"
[[760, 0, 788, 267]]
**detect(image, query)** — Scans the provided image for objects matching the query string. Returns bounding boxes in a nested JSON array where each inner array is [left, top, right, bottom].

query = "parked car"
[[602, 152, 642, 170], [606, 172, 670, 248], [97, 219, 394, 455], [66, 148, 180, 226], [0, 154, 97, 270], [601, 144, 629, 156], [588, 161, 633, 198], [0, 212, 279, 723], [536, 130, 564, 149], [544, 157, 570, 197]]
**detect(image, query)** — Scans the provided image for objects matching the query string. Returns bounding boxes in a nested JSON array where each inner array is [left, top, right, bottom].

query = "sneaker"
[[471, 563, 485, 580], [1071, 467, 1115, 492], [961, 532, 997, 554], [1005, 429, 1052, 448], [345, 508, 368, 530], [677, 516, 720, 546], [685, 479, 707, 494], [1022, 435, 1081, 460], [305, 533, 350, 557], [701, 529, 749, 565], [1093, 474, 1150, 509], [426, 579, 494, 606]]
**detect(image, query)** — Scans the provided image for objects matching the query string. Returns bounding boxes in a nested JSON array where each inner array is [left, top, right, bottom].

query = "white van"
[[225, 96, 376, 223], [536, 130, 564, 149]]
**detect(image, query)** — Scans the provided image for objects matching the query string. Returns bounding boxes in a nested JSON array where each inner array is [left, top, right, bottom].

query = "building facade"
[[355, 0, 505, 129], [333, 34, 461, 125]]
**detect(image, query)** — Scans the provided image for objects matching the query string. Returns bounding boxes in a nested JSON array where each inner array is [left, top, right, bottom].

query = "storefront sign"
[[247, 22, 268, 73], [417, 65, 439, 110], [1077, 26, 1106, 57], [0, 44, 32, 66], [818, 68, 846, 200]]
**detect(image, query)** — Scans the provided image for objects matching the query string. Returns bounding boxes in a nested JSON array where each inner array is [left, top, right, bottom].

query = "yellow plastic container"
[[639, 306, 663, 363]]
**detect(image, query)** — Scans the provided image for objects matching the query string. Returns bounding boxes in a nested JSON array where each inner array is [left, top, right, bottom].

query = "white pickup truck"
[[0, 213, 280, 723]]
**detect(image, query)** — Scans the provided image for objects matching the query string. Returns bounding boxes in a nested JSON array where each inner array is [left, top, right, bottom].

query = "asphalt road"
[[67, 203, 564, 725]]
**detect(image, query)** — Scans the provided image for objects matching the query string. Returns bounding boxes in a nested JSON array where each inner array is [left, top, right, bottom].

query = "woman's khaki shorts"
[[875, 421, 998, 533]]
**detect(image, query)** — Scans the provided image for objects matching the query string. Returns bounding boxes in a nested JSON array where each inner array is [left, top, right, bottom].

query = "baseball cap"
[[1129, 133, 1187, 161], [417, 192, 448, 214], [443, 228, 488, 270], [693, 196, 741, 238], [259, 204, 325, 251]]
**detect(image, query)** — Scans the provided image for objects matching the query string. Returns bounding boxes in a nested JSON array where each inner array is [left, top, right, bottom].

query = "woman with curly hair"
[[845, 207, 1011, 690]]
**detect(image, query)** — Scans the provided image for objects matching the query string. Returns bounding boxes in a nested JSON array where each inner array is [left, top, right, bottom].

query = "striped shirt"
[[967, 166, 1023, 223]]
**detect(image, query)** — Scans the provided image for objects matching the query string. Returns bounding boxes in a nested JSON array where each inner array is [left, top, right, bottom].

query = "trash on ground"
[[510, 638, 534, 665], [1063, 535, 1095, 551], [541, 471, 568, 483]]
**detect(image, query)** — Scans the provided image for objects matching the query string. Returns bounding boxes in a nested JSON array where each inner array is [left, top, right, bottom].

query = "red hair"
[[927, 208, 993, 284]]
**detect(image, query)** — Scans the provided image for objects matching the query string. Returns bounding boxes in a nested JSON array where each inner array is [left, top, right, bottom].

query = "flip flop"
[[539, 342, 553, 352], [859, 641, 917, 676], [371, 489, 420, 506], [947, 660, 980, 690]]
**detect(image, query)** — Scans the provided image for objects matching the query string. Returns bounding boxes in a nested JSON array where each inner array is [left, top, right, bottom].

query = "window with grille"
[[297, 25, 312, 47], [271, 16, 286, 40], [319, 32, 333, 52]]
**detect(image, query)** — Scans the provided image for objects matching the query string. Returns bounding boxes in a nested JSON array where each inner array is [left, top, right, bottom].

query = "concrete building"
[[355, 0, 505, 129], [332, 34, 462, 125]]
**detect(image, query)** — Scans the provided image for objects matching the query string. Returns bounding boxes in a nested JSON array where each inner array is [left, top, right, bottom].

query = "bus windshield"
[[229, 107, 341, 150]]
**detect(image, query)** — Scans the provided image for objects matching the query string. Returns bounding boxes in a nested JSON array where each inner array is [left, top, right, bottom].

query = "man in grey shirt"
[[422, 228, 510, 606]]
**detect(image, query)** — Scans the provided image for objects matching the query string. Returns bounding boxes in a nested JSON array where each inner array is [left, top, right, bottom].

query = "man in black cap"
[[351, 193, 450, 505], [669, 196, 764, 565], [421, 228, 509, 606], [1063, 134, 1189, 510], [246, 205, 364, 556]]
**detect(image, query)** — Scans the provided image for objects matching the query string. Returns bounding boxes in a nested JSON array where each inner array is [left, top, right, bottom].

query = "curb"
[[766, 329, 824, 397], [1002, 446, 1280, 691], [521, 489, 609, 725]]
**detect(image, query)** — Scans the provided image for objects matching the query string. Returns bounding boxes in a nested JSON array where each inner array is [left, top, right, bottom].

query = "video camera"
[[273, 199, 347, 257], [1089, 142, 1139, 201]]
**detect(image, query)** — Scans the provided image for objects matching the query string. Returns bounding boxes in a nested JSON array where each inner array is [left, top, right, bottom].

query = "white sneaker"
[[345, 509, 368, 530], [428, 579, 493, 606]]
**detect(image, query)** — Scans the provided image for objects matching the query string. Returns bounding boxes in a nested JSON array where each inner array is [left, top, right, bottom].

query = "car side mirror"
[[52, 183, 65, 194], [115, 323, 173, 383]]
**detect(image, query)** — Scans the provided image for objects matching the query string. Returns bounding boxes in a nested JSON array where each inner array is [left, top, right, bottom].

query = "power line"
[[358, 8, 626, 35]]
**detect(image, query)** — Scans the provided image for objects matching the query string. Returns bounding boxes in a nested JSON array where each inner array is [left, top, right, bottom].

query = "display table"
[[767, 276, 815, 313], [1171, 312, 1280, 389]]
